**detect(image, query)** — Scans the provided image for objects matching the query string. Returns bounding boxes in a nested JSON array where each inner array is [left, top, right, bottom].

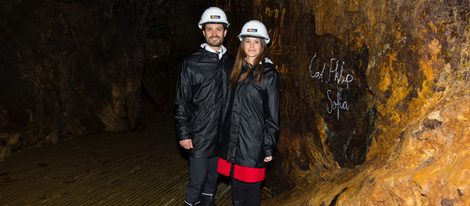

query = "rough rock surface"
[[215, 0, 469, 205], [0, 0, 207, 161]]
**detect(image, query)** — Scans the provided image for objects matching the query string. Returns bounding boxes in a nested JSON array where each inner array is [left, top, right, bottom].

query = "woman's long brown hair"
[[229, 38, 269, 88]]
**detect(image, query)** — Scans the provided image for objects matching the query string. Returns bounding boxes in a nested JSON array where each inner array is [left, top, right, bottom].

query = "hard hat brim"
[[238, 35, 270, 44], [199, 22, 229, 29]]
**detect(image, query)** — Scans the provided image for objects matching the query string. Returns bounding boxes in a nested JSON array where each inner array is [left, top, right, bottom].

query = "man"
[[175, 7, 234, 206]]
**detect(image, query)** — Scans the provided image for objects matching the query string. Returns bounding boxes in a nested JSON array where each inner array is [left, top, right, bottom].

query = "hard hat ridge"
[[198, 7, 230, 29], [238, 20, 270, 44]]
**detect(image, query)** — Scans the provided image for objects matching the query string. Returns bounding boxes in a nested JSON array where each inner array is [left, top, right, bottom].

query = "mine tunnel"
[[0, 0, 469, 205]]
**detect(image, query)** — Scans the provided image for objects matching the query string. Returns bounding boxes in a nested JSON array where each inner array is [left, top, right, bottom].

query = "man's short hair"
[[202, 23, 228, 30]]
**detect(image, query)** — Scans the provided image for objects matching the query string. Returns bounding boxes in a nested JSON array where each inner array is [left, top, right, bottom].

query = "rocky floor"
[[0, 112, 233, 206]]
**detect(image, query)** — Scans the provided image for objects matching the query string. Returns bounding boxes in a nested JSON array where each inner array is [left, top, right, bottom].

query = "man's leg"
[[185, 156, 210, 205], [201, 156, 218, 206]]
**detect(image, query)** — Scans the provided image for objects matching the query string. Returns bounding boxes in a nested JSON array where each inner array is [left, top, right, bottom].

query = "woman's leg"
[[243, 181, 261, 206], [231, 179, 261, 206], [231, 178, 245, 204]]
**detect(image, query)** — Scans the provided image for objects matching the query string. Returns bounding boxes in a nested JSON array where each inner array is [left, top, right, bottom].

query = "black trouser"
[[185, 156, 218, 205], [231, 179, 261, 206]]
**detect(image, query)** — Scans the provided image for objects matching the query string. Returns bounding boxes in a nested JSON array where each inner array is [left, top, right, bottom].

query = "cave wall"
[[0, 0, 469, 204], [216, 0, 469, 205], [0, 0, 209, 161]]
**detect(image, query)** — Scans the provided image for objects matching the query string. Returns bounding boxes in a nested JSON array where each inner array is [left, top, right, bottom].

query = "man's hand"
[[264, 156, 273, 162], [179, 139, 193, 150]]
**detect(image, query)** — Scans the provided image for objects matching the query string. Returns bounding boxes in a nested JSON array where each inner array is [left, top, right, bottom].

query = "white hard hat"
[[238, 20, 270, 44], [198, 7, 230, 29]]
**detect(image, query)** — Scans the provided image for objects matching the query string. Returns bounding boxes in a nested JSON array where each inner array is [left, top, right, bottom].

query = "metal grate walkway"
[[0, 112, 232, 206]]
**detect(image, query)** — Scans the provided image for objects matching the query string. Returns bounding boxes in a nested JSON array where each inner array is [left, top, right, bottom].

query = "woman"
[[217, 20, 280, 206]]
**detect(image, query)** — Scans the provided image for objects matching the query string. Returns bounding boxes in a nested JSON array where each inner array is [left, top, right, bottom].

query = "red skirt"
[[217, 157, 266, 183]]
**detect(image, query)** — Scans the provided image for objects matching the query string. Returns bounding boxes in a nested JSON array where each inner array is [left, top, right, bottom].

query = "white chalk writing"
[[308, 54, 354, 88], [327, 89, 349, 120], [308, 53, 354, 120]]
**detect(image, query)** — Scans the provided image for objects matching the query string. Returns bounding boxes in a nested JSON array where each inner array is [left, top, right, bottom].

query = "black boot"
[[244, 197, 261, 206], [184, 200, 200, 206], [233, 200, 244, 206], [200, 194, 214, 206]]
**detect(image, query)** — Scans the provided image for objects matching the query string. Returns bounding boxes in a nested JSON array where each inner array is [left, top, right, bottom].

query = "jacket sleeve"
[[263, 69, 281, 156], [175, 60, 192, 140]]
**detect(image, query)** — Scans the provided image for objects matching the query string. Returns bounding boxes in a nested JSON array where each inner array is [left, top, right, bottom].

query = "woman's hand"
[[264, 156, 273, 162], [179, 139, 193, 150]]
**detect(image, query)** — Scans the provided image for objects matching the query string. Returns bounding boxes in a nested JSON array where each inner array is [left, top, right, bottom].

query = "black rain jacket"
[[218, 62, 280, 168], [175, 48, 234, 158]]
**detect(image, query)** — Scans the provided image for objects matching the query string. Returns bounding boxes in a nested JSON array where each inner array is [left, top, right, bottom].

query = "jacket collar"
[[200, 43, 227, 60], [243, 58, 274, 73], [198, 48, 225, 63]]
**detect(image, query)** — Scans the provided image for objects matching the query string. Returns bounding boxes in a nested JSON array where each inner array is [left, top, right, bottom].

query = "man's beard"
[[206, 36, 223, 47]]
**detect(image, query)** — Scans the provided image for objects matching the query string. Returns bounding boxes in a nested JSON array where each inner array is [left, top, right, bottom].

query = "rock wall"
[[0, 0, 208, 161], [1, 0, 144, 160], [216, 0, 469, 205]]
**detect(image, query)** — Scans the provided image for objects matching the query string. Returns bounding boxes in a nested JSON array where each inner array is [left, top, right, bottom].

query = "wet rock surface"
[[216, 0, 469, 205]]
